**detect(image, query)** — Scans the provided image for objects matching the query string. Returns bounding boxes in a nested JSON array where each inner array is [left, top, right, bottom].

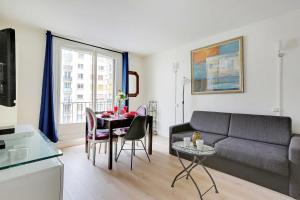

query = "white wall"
[[144, 9, 300, 137], [0, 19, 146, 144], [0, 19, 45, 128], [129, 53, 147, 110]]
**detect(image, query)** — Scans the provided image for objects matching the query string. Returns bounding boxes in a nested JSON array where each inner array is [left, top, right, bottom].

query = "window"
[[63, 103, 71, 113], [77, 83, 84, 89], [78, 73, 83, 79], [78, 63, 84, 69], [77, 104, 83, 112], [63, 51, 73, 64], [64, 71, 72, 80], [64, 65, 72, 71], [76, 104, 84, 120], [58, 47, 116, 124], [98, 75, 103, 80], [97, 84, 104, 91], [63, 114, 71, 123], [64, 95, 71, 102], [98, 65, 104, 71], [64, 82, 71, 88], [78, 53, 84, 59]]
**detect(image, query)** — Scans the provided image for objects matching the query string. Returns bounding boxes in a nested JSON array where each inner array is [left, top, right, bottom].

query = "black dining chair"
[[136, 105, 148, 146], [116, 115, 150, 170]]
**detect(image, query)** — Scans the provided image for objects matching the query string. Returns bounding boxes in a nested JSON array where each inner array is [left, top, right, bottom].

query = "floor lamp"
[[182, 76, 191, 123], [172, 62, 179, 124], [276, 40, 285, 116]]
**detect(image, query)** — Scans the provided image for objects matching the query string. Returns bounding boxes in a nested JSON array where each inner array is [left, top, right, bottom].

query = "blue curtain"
[[39, 31, 58, 143], [122, 52, 129, 107]]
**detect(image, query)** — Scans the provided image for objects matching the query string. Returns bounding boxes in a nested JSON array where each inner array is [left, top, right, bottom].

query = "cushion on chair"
[[190, 111, 231, 135], [229, 114, 291, 146], [171, 131, 226, 147], [215, 137, 289, 176], [120, 127, 129, 132], [88, 129, 118, 140], [114, 128, 128, 137]]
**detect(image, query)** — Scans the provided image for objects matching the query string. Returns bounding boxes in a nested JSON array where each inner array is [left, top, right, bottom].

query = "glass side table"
[[171, 141, 219, 200], [0, 127, 62, 170]]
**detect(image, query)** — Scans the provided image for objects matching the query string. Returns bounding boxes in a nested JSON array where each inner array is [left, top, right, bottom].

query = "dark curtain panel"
[[122, 52, 129, 107], [39, 31, 58, 143]]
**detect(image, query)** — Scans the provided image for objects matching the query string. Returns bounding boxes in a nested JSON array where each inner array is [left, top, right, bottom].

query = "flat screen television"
[[0, 28, 16, 107]]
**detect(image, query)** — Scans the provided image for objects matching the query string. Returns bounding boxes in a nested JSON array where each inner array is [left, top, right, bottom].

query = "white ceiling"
[[1, 0, 300, 55]]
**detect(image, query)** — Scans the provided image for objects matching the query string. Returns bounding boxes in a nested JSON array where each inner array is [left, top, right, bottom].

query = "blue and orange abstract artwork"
[[191, 37, 244, 94]]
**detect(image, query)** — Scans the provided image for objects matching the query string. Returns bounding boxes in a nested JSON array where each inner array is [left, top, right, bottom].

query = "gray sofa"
[[169, 111, 300, 199]]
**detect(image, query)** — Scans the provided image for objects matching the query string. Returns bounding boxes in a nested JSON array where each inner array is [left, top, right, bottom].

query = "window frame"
[[53, 38, 122, 126]]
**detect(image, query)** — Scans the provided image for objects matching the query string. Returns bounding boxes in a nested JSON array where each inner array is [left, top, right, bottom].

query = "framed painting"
[[191, 36, 244, 94]]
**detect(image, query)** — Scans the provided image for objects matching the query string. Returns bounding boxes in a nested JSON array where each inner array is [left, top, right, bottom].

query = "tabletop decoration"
[[123, 111, 136, 119], [192, 131, 202, 146], [115, 90, 128, 114]]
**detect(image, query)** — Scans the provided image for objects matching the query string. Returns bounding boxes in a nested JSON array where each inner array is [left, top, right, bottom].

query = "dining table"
[[85, 113, 153, 170]]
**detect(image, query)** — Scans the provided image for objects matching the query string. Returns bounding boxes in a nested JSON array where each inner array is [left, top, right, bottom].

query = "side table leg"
[[186, 162, 198, 180], [171, 152, 195, 187], [198, 159, 219, 193], [171, 152, 203, 200]]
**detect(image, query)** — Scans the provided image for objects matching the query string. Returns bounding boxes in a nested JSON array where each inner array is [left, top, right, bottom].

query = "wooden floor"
[[61, 136, 294, 200]]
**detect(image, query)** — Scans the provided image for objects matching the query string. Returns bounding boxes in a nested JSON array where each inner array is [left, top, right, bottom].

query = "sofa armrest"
[[169, 123, 193, 135], [169, 123, 194, 154], [289, 134, 300, 199], [290, 134, 300, 161]]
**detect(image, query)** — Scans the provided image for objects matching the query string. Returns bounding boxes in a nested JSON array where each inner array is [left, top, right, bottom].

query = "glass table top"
[[0, 126, 62, 170], [172, 141, 216, 156]]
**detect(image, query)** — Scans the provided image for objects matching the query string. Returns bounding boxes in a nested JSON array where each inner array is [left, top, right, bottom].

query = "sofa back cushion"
[[228, 113, 291, 146], [190, 111, 231, 135]]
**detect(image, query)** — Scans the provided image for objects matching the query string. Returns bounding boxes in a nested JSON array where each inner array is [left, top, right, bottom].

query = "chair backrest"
[[86, 107, 97, 140], [124, 116, 147, 141], [136, 105, 147, 116]]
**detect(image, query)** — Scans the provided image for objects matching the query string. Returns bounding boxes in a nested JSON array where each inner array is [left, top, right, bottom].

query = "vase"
[[118, 101, 123, 115]]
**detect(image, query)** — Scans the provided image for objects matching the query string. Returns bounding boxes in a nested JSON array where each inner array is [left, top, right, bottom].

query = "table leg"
[[172, 152, 203, 199], [108, 124, 113, 170], [148, 116, 153, 155], [186, 157, 206, 180], [171, 153, 195, 187], [198, 158, 219, 193]]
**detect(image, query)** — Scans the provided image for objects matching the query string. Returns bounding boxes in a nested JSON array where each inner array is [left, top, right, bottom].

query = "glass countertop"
[[0, 126, 62, 170]]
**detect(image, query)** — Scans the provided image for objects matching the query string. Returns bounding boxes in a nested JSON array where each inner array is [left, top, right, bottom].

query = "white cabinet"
[[0, 158, 64, 200], [0, 125, 64, 200]]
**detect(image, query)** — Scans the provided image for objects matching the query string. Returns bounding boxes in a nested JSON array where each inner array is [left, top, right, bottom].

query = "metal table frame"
[[171, 150, 219, 200]]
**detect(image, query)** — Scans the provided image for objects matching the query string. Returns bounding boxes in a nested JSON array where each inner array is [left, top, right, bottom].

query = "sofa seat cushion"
[[171, 131, 226, 147], [215, 137, 289, 176]]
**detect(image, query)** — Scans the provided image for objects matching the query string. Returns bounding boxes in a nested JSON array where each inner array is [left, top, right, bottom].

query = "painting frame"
[[191, 36, 244, 95]]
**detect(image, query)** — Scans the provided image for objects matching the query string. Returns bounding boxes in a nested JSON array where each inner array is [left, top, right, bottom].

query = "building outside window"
[[64, 82, 71, 88], [77, 83, 84, 89], [78, 63, 84, 69], [77, 94, 84, 99], [59, 48, 115, 124], [78, 73, 84, 79], [78, 53, 84, 59]]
